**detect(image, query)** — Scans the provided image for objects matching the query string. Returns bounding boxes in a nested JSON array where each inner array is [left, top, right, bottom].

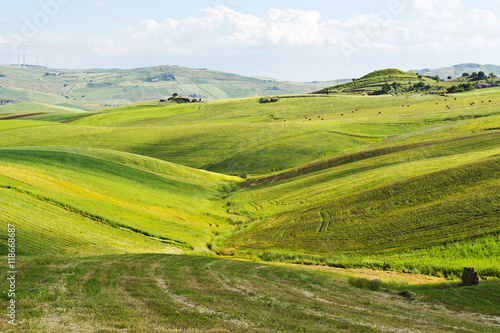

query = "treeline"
[[446, 82, 474, 93], [371, 81, 436, 95]]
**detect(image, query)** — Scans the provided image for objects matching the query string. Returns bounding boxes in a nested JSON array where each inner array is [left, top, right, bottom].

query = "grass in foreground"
[[1, 254, 499, 332]]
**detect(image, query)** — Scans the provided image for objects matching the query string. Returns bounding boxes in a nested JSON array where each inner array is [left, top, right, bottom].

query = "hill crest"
[[0, 64, 337, 110], [409, 63, 500, 79]]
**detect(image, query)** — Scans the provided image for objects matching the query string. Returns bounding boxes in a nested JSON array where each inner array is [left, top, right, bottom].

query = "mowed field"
[[1, 254, 499, 332], [0, 86, 499, 331]]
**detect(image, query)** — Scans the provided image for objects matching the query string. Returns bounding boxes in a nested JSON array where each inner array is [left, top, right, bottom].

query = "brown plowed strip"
[[270, 262, 447, 284], [243, 130, 500, 188], [0, 112, 45, 120]]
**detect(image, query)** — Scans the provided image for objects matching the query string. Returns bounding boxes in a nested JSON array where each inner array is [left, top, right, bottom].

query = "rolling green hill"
[[315, 67, 500, 96], [0, 88, 498, 266], [1, 81, 499, 330], [224, 132, 500, 275], [409, 63, 500, 79], [314, 68, 439, 94], [0, 64, 337, 109], [0, 147, 240, 254]]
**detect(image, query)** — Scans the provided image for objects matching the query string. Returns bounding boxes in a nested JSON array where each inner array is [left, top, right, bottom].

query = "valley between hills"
[[0, 66, 499, 332]]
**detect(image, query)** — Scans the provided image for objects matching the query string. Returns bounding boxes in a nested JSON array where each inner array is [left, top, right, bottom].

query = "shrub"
[[260, 96, 280, 104], [348, 277, 382, 291]]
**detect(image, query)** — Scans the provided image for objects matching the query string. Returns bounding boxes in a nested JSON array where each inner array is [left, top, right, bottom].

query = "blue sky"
[[1, 0, 500, 81]]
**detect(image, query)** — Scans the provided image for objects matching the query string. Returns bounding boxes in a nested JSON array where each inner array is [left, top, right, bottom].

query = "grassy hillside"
[[314, 67, 500, 96], [1, 90, 499, 175], [1, 84, 499, 330], [409, 63, 500, 79], [0, 65, 336, 109], [214, 89, 500, 275], [222, 128, 500, 264], [314, 68, 437, 94], [1, 254, 499, 332], [0, 89, 497, 266], [0, 147, 240, 254]]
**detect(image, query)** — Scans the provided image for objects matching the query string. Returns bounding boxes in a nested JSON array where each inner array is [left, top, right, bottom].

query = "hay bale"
[[461, 267, 480, 286]]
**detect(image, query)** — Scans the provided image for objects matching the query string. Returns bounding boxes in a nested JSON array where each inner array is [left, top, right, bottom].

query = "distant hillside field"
[[409, 63, 500, 79], [317, 66, 500, 96], [0, 65, 337, 109]]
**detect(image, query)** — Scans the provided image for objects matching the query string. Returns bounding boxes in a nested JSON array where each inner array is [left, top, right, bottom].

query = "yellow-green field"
[[0, 83, 499, 331], [1, 254, 499, 332]]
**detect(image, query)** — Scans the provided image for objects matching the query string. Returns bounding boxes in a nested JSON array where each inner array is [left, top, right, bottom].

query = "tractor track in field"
[[152, 261, 252, 330]]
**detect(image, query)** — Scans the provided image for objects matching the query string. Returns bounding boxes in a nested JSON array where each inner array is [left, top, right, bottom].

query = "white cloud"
[[117, 3, 500, 63], [466, 8, 499, 27], [366, 0, 498, 56], [126, 6, 328, 47], [128, 18, 179, 39], [124, 5, 408, 50], [89, 37, 133, 54], [9, 3, 499, 80], [411, 0, 465, 19]]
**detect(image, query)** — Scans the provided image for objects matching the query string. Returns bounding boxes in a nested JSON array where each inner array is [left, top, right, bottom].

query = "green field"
[[1, 254, 499, 332], [0, 64, 338, 109], [0, 147, 239, 254], [0, 71, 499, 330]]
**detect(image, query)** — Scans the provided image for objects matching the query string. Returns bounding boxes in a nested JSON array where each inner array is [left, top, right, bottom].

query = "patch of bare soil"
[[269, 262, 448, 284]]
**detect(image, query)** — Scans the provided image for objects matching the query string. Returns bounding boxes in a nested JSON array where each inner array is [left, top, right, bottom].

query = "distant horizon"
[[1, 61, 499, 83], [2, 1, 500, 81]]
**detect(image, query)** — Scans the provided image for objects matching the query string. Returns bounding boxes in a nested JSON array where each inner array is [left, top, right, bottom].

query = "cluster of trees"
[[412, 81, 432, 91], [447, 82, 474, 93], [259, 96, 281, 103], [144, 73, 176, 83], [371, 81, 433, 95], [167, 93, 201, 103], [460, 71, 497, 81], [371, 82, 400, 95], [427, 75, 441, 82]]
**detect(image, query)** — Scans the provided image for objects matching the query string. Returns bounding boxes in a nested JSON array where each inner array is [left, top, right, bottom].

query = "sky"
[[1, 0, 500, 81]]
